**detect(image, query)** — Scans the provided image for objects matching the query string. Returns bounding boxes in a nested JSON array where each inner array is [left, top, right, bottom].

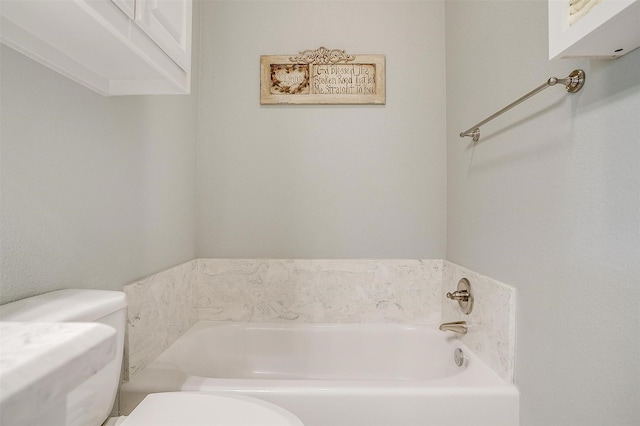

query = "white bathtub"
[[120, 322, 519, 426]]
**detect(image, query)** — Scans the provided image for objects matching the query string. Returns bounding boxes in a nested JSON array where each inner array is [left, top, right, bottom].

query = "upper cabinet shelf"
[[549, 0, 640, 59], [0, 0, 192, 96]]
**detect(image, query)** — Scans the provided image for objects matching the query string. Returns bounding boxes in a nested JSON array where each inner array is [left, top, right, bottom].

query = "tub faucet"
[[439, 321, 467, 335]]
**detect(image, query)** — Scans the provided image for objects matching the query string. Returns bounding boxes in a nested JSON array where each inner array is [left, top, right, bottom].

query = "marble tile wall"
[[441, 261, 516, 383], [123, 260, 197, 380], [197, 259, 443, 323]]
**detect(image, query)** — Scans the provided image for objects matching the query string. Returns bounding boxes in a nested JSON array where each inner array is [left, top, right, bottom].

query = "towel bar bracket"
[[560, 69, 586, 93], [460, 69, 585, 142]]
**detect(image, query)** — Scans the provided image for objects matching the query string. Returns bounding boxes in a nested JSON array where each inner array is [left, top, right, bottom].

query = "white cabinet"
[[112, 0, 136, 20], [549, 0, 640, 59], [0, 0, 192, 96], [136, 0, 191, 71]]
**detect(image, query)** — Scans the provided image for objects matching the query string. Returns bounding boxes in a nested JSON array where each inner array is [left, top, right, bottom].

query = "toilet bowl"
[[115, 392, 303, 426], [0, 290, 303, 426]]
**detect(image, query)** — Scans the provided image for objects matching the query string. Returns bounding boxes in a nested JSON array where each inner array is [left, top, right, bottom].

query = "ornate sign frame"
[[260, 47, 385, 105]]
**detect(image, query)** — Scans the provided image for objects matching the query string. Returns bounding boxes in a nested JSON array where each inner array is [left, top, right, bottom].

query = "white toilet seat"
[[119, 392, 304, 426]]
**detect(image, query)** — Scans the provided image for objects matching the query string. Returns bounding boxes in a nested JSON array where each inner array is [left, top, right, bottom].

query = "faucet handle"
[[446, 290, 469, 301], [447, 278, 473, 314]]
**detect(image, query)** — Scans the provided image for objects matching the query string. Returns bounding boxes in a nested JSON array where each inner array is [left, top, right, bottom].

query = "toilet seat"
[[119, 392, 304, 426]]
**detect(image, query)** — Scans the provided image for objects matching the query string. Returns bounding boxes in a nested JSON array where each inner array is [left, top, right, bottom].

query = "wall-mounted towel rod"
[[460, 69, 585, 142]]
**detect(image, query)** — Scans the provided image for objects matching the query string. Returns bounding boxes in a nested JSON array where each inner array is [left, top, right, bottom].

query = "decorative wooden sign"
[[260, 47, 385, 105]]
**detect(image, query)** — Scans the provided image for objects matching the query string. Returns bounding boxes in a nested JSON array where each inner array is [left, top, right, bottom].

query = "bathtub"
[[120, 322, 519, 426]]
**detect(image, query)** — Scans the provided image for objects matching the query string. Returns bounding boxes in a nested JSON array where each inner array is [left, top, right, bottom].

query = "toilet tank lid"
[[0, 289, 127, 322]]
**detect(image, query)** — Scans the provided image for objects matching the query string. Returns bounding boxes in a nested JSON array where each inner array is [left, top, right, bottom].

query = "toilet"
[[0, 289, 303, 426]]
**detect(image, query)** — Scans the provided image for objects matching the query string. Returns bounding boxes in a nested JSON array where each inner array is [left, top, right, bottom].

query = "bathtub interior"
[[120, 321, 519, 426], [163, 322, 465, 380]]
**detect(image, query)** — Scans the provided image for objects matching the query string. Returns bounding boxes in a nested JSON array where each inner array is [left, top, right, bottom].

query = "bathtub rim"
[[120, 321, 519, 422], [124, 320, 513, 390]]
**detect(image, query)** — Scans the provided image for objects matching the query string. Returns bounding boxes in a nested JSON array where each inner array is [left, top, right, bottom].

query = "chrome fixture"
[[454, 348, 465, 367], [439, 321, 467, 335], [446, 278, 473, 314], [460, 69, 586, 142]]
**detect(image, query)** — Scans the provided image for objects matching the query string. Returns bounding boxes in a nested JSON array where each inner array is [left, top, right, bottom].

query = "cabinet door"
[[112, 0, 135, 20], [548, 0, 640, 59], [135, 0, 192, 70]]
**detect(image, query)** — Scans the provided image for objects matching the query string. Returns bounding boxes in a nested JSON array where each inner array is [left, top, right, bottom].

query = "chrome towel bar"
[[460, 69, 585, 142]]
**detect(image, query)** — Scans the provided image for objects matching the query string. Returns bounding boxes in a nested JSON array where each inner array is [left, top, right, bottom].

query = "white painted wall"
[[0, 8, 200, 304], [196, 0, 447, 258], [445, 2, 640, 425], [3, 2, 639, 423]]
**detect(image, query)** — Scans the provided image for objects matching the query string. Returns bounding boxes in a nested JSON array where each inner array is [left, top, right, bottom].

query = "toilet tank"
[[0, 289, 127, 426]]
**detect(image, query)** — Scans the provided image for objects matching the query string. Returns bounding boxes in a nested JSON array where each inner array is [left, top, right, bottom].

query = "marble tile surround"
[[124, 259, 516, 384], [441, 261, 516, 383], [124, 260, 197, 380], [198, 259, 442, 323]]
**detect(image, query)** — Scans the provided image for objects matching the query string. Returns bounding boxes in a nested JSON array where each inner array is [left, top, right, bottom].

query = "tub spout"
[[439, 321, 467, 335]]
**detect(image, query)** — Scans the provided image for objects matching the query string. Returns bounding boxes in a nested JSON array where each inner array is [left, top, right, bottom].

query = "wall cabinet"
[[549, 0, 640, 59], [112, 0, 136, 20], [135, 0, 191, 71], [0, 0, 192, 96]]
